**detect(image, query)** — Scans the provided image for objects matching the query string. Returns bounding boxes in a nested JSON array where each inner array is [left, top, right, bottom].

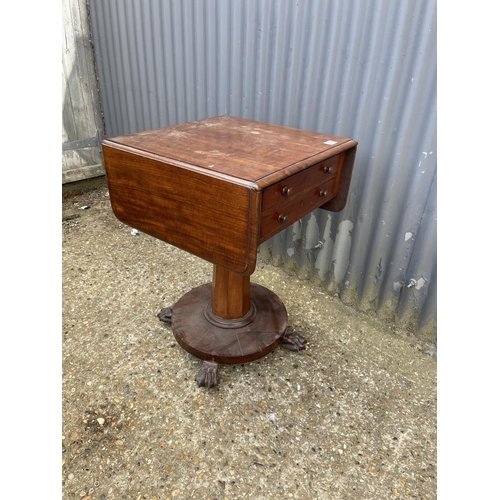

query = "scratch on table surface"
[[194, 150, 229, 158]]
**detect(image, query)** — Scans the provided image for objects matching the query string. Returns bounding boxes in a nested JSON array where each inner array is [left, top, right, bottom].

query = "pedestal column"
[[211, 265, 251, 319]]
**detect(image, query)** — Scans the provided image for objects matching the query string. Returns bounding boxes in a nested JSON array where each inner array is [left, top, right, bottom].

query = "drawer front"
[[259, 179, 336, 243], [261, 155, 340, 213]]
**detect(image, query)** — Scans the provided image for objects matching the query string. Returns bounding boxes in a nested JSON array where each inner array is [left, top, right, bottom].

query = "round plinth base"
[[171, 283, 288, 364]]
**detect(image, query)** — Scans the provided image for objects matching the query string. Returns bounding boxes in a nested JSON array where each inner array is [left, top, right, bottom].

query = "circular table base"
[[172, 283, 288, 364]]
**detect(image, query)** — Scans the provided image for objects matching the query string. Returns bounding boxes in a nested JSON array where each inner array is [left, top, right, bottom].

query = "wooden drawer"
[[259, 178, 336, 242], [261, 154, 340, 213]]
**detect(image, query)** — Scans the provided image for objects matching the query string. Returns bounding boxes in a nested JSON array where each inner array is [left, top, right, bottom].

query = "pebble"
[[62, 185, 437, 500]]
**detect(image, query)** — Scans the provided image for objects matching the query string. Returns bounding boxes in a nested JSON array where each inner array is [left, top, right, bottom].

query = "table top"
[[102, 116, 357, 275], [103, 116, 356, 189]]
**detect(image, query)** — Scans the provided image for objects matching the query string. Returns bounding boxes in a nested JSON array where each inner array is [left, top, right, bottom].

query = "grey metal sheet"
[[88, 0, 437, 340]]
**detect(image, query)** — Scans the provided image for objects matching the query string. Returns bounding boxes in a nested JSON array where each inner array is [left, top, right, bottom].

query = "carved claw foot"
[[158, 305, 175, 324], [281, 326, 307, 351], [196, 361, 219, 388]]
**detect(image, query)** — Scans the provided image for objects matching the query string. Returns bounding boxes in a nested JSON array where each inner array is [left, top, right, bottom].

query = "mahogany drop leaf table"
[[102, 116, 357, 387]]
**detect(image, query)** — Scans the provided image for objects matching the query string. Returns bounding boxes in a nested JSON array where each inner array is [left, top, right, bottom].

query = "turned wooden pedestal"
[[102, 116, 357, 387], [173, 266, 286, 364]]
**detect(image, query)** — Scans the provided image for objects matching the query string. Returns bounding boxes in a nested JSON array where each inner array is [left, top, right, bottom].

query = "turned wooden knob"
[[323, 165, 333, 174], [278, 213, 288, 223], [281, 186, 293, 196]]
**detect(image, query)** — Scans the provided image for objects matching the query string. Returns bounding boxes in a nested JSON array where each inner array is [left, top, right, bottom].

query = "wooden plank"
[[103, 145, 260, 275], [62, 0, 104, 180]]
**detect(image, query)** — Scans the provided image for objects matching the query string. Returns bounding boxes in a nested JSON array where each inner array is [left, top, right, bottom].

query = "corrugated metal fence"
[[88, 0, 437, 341]]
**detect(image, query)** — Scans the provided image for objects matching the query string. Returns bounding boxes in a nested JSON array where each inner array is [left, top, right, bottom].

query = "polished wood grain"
[[105, 116, 355, 184], [103, 117, 357, 276], [261, 154, 340, 213], [172, 282, 287, 364], [320, 145, 358, 212], [259, 179, 338, 243], [102, 145, 261, 275], [103, 117, 357, 378], [211, 265, 251, 319]]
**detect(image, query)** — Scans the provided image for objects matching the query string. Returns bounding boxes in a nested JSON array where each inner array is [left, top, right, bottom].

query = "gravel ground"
[[62, 179, 437, 500]]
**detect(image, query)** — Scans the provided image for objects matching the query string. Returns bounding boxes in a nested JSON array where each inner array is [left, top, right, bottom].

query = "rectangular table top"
[[103, 116, 356, 189], [102, 116, 357, 275]]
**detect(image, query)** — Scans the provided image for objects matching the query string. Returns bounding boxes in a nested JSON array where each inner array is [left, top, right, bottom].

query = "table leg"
[[212, 265, 251, 319], [159, 265, 306, 387]]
